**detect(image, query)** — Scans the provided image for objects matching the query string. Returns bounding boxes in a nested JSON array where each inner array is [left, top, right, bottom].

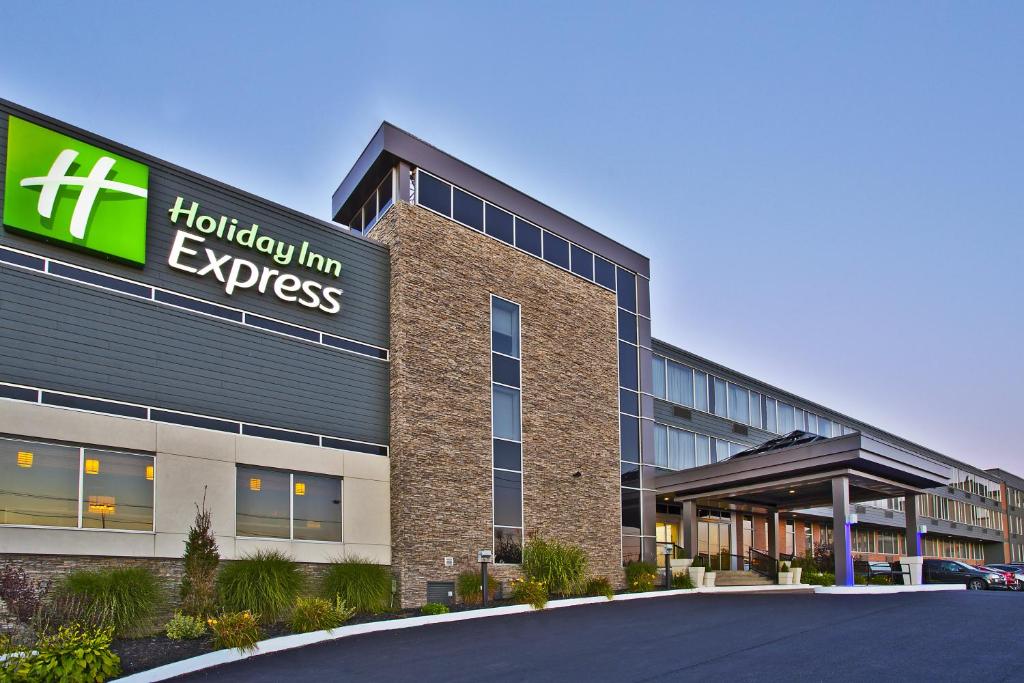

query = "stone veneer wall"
[[371, 202, 623, 607]]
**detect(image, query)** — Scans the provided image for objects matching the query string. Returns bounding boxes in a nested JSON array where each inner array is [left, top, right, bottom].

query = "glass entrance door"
[[697, 509, 733, 570]]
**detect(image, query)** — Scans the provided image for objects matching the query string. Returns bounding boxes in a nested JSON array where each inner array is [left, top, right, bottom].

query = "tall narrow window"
[[492, 296, 523, 563]]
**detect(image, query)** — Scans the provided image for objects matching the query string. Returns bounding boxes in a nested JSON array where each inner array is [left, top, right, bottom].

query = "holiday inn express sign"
[[3, 115, 344, 315]]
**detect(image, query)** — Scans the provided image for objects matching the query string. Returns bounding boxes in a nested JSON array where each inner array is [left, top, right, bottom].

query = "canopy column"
[[832, 476, 854, 586]]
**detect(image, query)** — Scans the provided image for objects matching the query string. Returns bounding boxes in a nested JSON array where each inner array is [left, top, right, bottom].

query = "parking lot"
[[176, 591, 1024, 682]]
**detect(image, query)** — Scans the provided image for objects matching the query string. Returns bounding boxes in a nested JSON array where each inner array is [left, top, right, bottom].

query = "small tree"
[[180, 489, 219, 617]]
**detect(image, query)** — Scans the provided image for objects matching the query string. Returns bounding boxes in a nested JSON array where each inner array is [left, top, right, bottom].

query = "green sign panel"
[[3, 116, 149, 265]]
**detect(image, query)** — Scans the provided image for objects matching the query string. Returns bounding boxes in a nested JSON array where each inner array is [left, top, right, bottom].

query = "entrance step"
[[711, 571, 775, 587]]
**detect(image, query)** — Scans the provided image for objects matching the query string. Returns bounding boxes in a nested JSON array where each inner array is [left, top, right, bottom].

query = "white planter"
[[790, 567, 803, 585], [671, 558, 694, 571], [778, 572, 793, 585], [688, 566, 706, 587], [703, 572, 717, 588]]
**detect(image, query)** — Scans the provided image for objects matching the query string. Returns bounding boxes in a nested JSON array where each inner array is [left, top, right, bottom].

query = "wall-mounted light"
[[16, 451, 32, 468], [145, 465, 154, 481], [847, 513, 859, 525], [919, 524, 928, 534], [249, 478, 261, 492], [294, 482, 306, 496]]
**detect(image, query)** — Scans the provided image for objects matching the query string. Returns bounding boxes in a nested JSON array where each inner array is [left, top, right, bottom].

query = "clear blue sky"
[[3, 2, 1022, 472]]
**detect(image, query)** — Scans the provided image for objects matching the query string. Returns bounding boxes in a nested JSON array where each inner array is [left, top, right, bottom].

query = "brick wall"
[[371, 203, 622, 607]]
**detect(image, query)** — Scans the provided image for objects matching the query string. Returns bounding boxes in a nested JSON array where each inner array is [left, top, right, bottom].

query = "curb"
[[111, 584, 848, 682], [812, 584, 966, 595]]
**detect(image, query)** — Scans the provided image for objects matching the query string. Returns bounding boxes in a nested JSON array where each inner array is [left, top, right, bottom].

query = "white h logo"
[[19, 149, 149, 240]]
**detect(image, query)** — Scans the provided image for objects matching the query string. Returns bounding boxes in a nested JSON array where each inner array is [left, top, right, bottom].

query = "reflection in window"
[[0, 438, 153, 531], [0, 439, 79, 527], [81, 450, 154, 531], [236, 466, 341, 542]]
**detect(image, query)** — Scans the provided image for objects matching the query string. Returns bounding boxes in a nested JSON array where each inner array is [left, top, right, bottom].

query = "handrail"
[[748, 548, 778, 579], [695, 551, 750, 571]]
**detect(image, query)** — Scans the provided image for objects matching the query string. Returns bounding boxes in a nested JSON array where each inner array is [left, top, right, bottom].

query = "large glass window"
[[236, 466, 341, 542], [542, 232, 570, 269], [484, 203, 513, 243], [667, 361, 694, 407], [492, 385, 521, 441], [514, 218, 542, 257], [727, 383, 749, 423], [453, 188, 484, 231], [749, 392, 762, 429], [82, 449, 154, 531], [765, 398, 778, 433], [695, 434, 711, 466], [491, 298, 520, 358], [0, 438, 153, 531]]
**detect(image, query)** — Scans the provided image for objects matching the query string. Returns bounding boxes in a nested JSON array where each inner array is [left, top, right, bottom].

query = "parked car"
[[986, 564, 1024, 590], [922, 559, 1008, 590]]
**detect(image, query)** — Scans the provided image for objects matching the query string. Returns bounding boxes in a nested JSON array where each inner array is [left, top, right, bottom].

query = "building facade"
[[0, 99, 1019, 606]]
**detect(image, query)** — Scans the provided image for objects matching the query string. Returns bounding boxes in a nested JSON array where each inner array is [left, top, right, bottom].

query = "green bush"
[[584, 577, 614, 600], [180, 496, 220, 618], [672, 572, 695, 590], [511, 578, 548, 609], [624, 562, 658, 593], [420, 602, 450, 615], [804, 572, 835, 586], [456, 570, 500, 605], [165, 611, 206, 640], [217, 550, 303, 624], [207, 611, 261, 652], [778, 562, 790, 573], [322, 557, 392, 614], [521, 537, 588, 597], [59, 567, 161, 637], [290, 596, 356, 634], [12, 624, 121, 682]]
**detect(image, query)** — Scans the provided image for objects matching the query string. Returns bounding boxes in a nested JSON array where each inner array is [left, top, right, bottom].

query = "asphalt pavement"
[[174, 591, 1024, 682]]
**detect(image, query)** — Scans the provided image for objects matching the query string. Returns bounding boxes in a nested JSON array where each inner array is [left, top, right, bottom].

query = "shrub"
[[521, 537, 588, 597], [672, 572, 695, 590], [624, 562, 657, 593], [165, 611, 207, 640], [0, 564, 47, 625], [778, 562, 790, 573], [456, 571, 500, 605], [420, 602, 450, 615], [584, 577, 614, 600], [217, 550, 303, 624], [13, 624, 120, 682], [180, 494, 220, 618], [510, 578, 548, 609], [804, 572, 835, 587], [322, 558, 392, 614], [58, 567, 161, 637], [208, 611, 261, 652], [289, 596, 355, 634], [813, 543, 836, 573], [692, 555, 707, 568]]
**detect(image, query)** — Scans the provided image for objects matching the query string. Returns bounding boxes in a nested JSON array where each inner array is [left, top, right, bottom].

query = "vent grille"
[[884, 511, 894, 519], [732, 424, 749, 436], [673, 406, 692, 420], [426, 582, 455, 605]]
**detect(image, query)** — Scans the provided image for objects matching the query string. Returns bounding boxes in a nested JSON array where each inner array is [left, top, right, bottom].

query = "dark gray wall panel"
[[0, 101, 390, 348], [0, 266, 388, 444], [653, 399, 771, 448]]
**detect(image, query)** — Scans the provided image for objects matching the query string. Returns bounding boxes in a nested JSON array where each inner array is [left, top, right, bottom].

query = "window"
[[491, 296, 523, 562], [805, 412, 817, 435], [778, 402, 794, 433], [785, 520, 795, 555], [803, 523, 813, 555], [235, 466, 341, 542], [0, 438, 153, 531], [570, 245, 594, 279], [618, 309, 637, 344], [542, 232, 570, 269], [417, 171, 451, 216], [694, 371, 709, 412], [765, 398, 778, 433], [616, 268, 636, 311], [484, 204, 513, 243], [514, 218, 542, 257], [652, 356, 666, 399], [595, 256, 616, 290], [712, 377, 727, 417], [618, 341, 639, 390], [727, 383, 749, 423], [453, 188, 484, 231], [667, 361, 694, 407], [749, 392, 762, 429], [695, 434, 711, 466]]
